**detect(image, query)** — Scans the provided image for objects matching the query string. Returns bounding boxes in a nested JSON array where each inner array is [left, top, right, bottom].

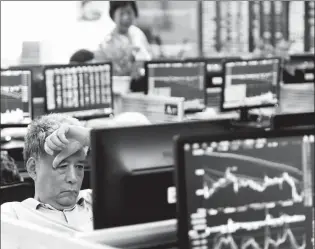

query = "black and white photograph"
[[0, 1, 314, 249]]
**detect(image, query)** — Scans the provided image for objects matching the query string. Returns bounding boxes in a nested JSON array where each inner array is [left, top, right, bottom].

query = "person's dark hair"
[[81, 0, 91, 8], [69, 49, 94, 64], [109, 1, 138, 20], [1, 152, 23, 185]]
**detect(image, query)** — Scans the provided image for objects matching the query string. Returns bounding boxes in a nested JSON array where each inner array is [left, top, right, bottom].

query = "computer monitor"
[[221, 58, 281, 122], [145, 60, 207, 107], [90, 119, 231, 229], [174, 128, 314, 249], [43, 63, 113, 120], [1, 69, 32, 126], [283, 54, 315, 84], [10, 65, 46, 119]]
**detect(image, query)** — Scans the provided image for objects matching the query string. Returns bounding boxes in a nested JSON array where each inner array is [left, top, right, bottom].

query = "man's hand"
[[52, 140, 84, 168], [44, 124, 70, 156], [44, 124, 91, 167]]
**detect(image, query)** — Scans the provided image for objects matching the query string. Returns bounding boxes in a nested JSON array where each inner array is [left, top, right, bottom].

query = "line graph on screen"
[[189, 213, 306, 249], [211, 224, 306, 249], [197, 166, 302, 200]]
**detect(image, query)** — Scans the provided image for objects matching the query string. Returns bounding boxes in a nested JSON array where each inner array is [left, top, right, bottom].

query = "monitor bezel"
[[174, 127, 315, 249], [43, 62, 113, 119], [184, 57, 242, 89], [0, 68, 33, 126], [220, 57, 282, 112], [144, 59, 208, 106]]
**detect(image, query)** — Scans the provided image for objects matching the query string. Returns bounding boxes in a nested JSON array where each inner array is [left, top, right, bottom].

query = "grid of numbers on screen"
[[45, 64, 111, 111], [202, 1, 249, 55]]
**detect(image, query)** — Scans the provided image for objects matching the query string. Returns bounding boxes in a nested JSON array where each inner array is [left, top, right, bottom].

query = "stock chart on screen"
[[222, 59, 280, 110], [146, 61, 206, 106], [1, 70, 31, 124], [181, 133, 314, 249]]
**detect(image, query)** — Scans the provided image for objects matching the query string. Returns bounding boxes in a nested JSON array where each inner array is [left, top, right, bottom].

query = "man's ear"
[[26, 157, 37, 181]]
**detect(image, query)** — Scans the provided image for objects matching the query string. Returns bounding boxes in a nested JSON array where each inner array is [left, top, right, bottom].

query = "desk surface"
[[76, 219, 177, 249]]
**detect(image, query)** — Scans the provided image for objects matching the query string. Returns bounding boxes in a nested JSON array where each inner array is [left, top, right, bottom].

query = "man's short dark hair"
[[69, 49, 94, 64], [109, 1, 138, 20]]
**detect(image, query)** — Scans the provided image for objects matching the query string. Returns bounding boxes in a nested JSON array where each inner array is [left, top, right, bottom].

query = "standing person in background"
[[94, 1, 152, 77]]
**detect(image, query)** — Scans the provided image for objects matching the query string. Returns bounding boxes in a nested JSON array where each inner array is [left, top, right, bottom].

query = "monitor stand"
[[230, 108, 271, 130]]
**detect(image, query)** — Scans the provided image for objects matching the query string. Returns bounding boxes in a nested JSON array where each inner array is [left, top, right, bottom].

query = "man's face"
[[114, 5, 136, 34], [35, 147, 87, 210]]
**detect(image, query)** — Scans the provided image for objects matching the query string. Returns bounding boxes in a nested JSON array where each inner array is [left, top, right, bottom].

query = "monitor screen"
[[10, 65, 46, 119], [91, 119, 230, 229], [44, 63, 113, 119], [283, 54, 315, 84], [1, 69, 32, 125], [175, 129, 314, 249], [146, 61, 206, 106], [222, 58, 280, 111]]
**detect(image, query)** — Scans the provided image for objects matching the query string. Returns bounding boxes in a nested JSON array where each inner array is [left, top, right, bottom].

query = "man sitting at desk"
[[1, 112, 150, 234], [1, 114, 93, 234]]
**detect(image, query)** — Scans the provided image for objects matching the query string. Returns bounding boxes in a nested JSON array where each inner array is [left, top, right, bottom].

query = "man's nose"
[[65, 165, 78, 184]]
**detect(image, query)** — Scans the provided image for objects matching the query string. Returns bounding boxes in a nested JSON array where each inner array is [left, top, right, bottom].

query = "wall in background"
[[1, 1, 113, 66], [1, 1, 310, 67]]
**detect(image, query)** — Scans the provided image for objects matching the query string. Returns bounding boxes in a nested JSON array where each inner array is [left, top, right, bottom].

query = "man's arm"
[[44, 124, 91, 168], [44, 124, 91, 155]]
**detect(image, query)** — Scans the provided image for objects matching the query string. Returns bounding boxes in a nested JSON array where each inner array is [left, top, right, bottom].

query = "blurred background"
[[1, 1, 314, 67], [0, 3, 314, 246]]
